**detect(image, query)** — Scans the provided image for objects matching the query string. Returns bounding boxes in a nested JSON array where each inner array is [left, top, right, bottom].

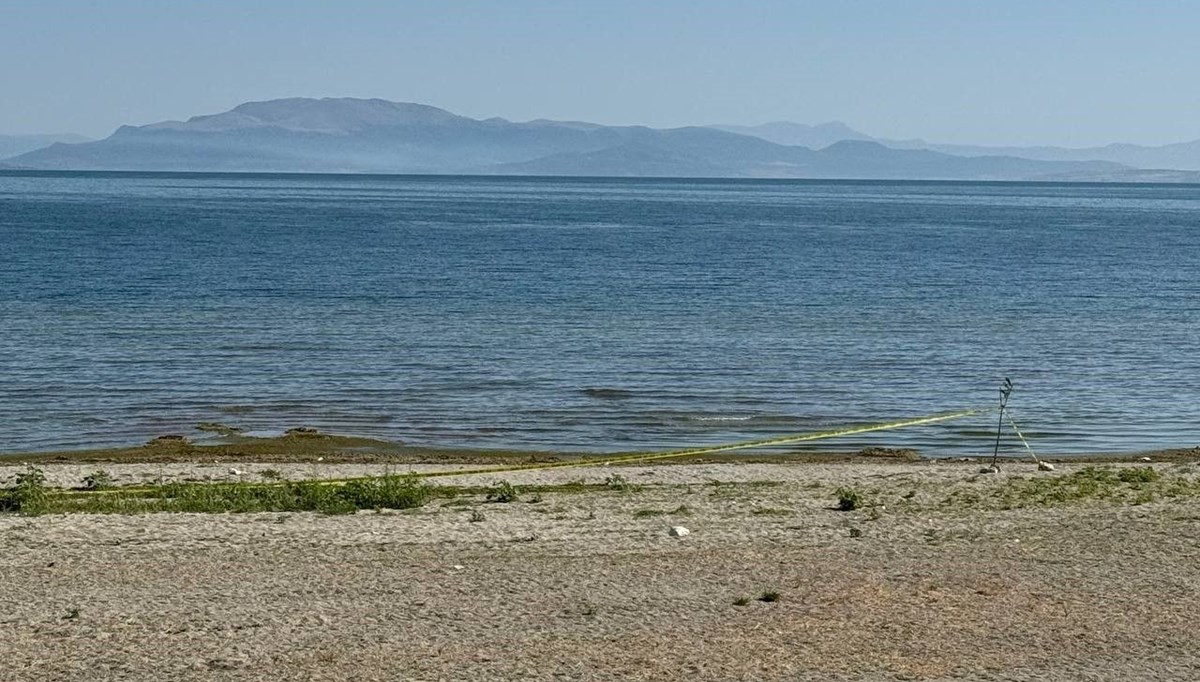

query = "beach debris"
[[287, 426, 321, 437], [1140, 457, 1153, 462], [1038, 461, 1056, 472], [228, 467, 243, 477], [979, 465, 1001, 474], [669, 526, 690, 537], [856, 447, 919, 461], [452, 564, 465, 571], [148, 434, 187, 446]]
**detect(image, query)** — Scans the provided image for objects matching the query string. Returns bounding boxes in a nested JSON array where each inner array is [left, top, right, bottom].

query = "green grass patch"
[[941, 466, 1195, 510], [4, 471, 433, 516]]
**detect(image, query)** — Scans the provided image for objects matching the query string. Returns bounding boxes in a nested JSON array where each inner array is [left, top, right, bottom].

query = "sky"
[[2, 1, 1199, 147]]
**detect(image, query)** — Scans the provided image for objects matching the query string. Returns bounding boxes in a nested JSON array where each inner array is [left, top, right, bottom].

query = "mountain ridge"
[[710, 120, 1200, 171], [5, 98, 1198, 181]]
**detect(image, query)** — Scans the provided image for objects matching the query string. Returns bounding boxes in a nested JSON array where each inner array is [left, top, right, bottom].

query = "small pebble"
[[669, 526, 690, 537]]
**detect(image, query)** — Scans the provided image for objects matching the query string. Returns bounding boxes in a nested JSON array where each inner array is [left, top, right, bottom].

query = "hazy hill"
[[5, 97, 1192, 180], [888, 139, 1200, 171], [0, 133, 92, 159], [711, 121, 1200, 171], [491, 137, 1132, 179], [708, 121, 874, 149]]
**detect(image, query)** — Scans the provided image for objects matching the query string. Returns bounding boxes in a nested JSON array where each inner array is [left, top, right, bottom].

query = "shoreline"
[[2, 429, 1197, 468]]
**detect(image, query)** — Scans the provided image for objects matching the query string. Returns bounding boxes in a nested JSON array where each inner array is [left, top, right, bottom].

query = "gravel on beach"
[[3, 460, 1200, 681]]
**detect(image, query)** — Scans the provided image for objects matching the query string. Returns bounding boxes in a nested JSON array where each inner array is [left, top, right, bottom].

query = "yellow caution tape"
[[60, 407, 981, 496], [1001, 407, 1043, 465]]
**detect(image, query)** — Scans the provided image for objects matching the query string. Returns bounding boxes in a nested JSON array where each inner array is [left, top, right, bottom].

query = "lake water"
[[1, 172, 1198, 456]]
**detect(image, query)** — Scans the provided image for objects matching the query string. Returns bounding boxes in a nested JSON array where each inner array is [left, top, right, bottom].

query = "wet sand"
[[4, 452, 1200, 681]]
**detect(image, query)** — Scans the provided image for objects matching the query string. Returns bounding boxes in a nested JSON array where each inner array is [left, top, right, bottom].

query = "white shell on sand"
[[1038, 461, 1056, 471], [669, 526, 690, 537]]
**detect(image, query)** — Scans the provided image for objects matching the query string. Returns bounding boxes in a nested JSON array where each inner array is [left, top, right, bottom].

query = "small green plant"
[[835, 487, 862, 511], [604, 474, 639, 493], [339, 474, 432, 511], [259, 469, 284, 481], [1119, 467, 1159, 484], [82, 470, 114, 491], [733, 596, 751, 606], [758, 590, 781, 603], [469, 509, 486, 523], [1, 467, 49, 515], [486, 480, 520, 503]]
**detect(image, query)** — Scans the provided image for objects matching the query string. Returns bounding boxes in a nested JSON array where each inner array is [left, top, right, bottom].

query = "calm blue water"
[[1, 172, 1198, 456]]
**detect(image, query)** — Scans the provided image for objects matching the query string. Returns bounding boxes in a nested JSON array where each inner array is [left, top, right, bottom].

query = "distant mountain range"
[[713, 121, 1200, 171], [0, 133, 92, 159], [3, 98, 1199, 181]]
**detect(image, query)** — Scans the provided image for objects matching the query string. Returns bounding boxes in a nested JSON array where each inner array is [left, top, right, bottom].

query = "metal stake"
[[991, 378, 1013, 468]]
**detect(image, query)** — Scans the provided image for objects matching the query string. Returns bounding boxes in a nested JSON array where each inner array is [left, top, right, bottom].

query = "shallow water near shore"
[[1, 172, 1198, 456]]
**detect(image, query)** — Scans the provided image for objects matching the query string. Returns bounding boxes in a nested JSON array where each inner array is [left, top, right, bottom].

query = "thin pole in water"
[[991, 378, 1013, 468]]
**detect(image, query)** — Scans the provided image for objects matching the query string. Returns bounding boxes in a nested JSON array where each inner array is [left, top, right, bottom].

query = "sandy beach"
[[4, 454, 1200, 681]]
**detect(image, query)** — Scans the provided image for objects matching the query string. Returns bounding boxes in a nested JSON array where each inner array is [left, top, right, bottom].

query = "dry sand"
[[3, 459, 1200, 681]]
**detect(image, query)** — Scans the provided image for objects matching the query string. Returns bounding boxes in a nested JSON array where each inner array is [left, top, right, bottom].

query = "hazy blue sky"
[[3, 1, 1198, 146]]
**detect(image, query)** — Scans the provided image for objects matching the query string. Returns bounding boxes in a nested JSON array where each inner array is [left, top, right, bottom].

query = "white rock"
[[1038, 461, 1055, 471], [452, 565, 464, 571], [668, 526, 690, 537], [228, 468, 243, 476], [1140, 457, 1153, 462]]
